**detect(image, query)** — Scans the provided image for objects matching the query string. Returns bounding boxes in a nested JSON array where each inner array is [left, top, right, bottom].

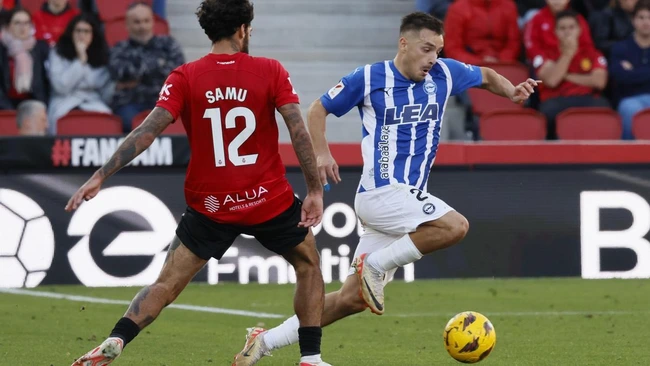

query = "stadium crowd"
[[0, 0, 183, 135], [1, 0, 649, 139]]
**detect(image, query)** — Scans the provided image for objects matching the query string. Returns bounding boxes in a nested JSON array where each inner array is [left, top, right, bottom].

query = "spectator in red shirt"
[[525, 0, 596, 64], [444, 0, 522, 64], [535, 10, 610, 138], [32, 0, 80, 47]]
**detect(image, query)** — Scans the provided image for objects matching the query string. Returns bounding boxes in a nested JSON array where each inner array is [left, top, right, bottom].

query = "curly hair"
[[196, 0, 254, 43], [55, 13, 109, 68]]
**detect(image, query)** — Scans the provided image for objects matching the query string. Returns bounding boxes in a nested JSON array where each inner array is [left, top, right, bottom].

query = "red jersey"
[[524, 6, 594, 65], [156, 52, 299, 226], [532, 44, 607, 101], [32, 5, 80, 47]]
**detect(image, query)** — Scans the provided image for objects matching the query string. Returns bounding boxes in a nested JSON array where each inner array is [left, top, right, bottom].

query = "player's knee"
[[451, 213, 469, 244]]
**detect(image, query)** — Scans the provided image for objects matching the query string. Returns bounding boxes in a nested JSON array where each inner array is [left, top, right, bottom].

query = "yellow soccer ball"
[[443, 311, 496, 363]]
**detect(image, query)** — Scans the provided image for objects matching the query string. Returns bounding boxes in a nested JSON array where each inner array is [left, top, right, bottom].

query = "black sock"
[[109, 317, 140, 347], [298, 326, 322, 357]]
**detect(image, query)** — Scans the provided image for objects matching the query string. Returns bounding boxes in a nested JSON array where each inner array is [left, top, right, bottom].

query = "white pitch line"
[[386, 310, 650, 318], [0, 288, 285, 319]]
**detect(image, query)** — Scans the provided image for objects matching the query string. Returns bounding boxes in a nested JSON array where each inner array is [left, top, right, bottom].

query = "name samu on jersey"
[[320, 58, 483, 192]]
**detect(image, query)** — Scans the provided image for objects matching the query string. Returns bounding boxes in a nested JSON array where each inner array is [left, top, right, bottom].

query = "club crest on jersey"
[[384, 103, 439, 125], [423, 81, 437, 95]]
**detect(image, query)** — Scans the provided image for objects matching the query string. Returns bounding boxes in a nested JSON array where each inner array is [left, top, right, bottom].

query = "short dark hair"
[[399, 12, 444, 36], [56, 14, 109, 68], [555, 9, 580, 24], [633, 0, 650, 16], [196, 0, 254, 43]]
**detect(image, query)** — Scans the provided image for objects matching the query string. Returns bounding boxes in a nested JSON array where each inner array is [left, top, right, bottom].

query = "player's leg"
[[71, 236, 208, 366], [73, 207, 239, 366], [354, 184, 469, 314], [233, 198, 330, 366], [237, 229, 396, 364]]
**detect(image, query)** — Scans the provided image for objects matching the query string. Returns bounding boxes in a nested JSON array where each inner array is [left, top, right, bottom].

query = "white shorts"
[[347, 183, 455, 280]]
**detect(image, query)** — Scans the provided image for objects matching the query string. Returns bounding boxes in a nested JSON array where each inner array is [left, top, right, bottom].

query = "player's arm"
[[98, 107, 173, 180], [306, 98, 341, 186], [64, 107, 173, 211], [278, 103, 323, 196], [479, 67, 540, 104]]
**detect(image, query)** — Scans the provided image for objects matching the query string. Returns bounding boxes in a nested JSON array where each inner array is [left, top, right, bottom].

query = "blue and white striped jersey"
[[320, 58, 482, 192]]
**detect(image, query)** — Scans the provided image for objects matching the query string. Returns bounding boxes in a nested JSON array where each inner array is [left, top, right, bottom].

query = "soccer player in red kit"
[[65, 1, 330, 365]]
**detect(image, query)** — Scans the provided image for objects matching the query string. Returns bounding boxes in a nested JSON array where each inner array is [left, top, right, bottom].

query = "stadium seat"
[[56, 111, 122, 135], [97, 0, 151, 21], [0, 111, 19, 136], [131, 109, 186, 135], [632, 108, 650, 140], [556, 107, 622, 140], [105, 15, 169, 47], [467, 62, 530, 116], [479, 109, 547, 141]]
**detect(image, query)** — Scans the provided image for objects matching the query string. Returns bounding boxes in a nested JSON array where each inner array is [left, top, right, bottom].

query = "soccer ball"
[[0, 189, 55, 288], [443, 311, 496, 363]]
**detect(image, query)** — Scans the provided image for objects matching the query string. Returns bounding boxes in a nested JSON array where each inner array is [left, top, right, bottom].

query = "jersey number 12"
[[203, 107, 258, 167]]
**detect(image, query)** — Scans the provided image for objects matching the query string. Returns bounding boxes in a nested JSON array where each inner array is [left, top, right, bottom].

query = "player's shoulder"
[[243, 55, 284, 71]]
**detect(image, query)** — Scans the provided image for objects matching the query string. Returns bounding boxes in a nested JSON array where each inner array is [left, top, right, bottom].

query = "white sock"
[[263, 315, 299, 350], [365, 234, 423, 272], [300, 354, 322, 363]]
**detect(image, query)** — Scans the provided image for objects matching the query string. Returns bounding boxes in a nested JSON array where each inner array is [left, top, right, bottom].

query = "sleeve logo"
[[327, 81, 345, 99], [158, 83, 172, 101]]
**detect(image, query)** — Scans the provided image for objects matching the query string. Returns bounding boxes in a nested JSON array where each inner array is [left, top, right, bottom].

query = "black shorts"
[[176, 197, 309, 260]]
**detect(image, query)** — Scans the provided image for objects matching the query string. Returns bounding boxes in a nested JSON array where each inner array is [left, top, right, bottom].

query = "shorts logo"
[[423, 203, 435, 215], [204, 195, 221, 213], [423, 81, 437, 95]]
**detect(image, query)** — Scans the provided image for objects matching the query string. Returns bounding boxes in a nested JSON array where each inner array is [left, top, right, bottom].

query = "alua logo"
[[224, 186, 268, 204]]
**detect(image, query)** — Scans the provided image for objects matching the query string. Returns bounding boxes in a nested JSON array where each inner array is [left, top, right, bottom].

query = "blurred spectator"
[[589, 0, 637, 56], [534, 10, 610, 138], [0, 7, 50, 110], [32, 0, 80, 47], [48, 13, 113, 134], [444, 0, 521, 64], [525, 0, 596, 63], [16, 99, 48, 135], [609, 0, 650, 139], [417, 0, 453, 20], [109, 2, 183, 132]]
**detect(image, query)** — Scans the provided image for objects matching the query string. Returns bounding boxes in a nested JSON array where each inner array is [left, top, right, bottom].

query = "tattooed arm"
[[65, 107, 174, 211], [279, 103, 323, 195], [97, 107, 173, 180]]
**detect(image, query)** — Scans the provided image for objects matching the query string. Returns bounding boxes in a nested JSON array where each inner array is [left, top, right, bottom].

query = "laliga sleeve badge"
[[423, 203, 435, 215], [327, 81, 345, 99]]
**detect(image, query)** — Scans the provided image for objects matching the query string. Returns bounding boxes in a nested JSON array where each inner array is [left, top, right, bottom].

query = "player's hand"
[[299, 192, 323, 228], [65, 174, 103, 212], [511, 79, 541, 104], [317, 153, 341, 191]]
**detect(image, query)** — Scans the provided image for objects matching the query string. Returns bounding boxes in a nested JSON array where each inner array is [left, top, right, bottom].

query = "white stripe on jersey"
[[414, 73, 438, 190], [430, 60, 454, 169], [360, 64, 375, 190], [403, 83, 417, 185], [383, 61, 398, 185]]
